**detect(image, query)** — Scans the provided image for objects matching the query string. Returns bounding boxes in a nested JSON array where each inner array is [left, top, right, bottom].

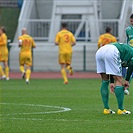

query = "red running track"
[[9, 72, 100, 79]]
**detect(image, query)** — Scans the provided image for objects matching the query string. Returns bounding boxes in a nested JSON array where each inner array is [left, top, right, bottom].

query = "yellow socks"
[[20, 66, 25, 73], [66, 66, 71, 73], [5, 66, 9, 79], [66, 65, 73, 76], [0, 65, 5, 77], [61, 68, 68, 83], [26, 69, 31, 81]]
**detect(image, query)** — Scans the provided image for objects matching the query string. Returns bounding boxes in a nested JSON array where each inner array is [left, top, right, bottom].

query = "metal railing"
[[18, 19, 120, 42], [0, 0, 18, 7], [9, 42, 97, 72]]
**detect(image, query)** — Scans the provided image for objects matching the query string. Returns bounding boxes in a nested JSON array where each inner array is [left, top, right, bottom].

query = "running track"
[[9, 72, 100, 79]]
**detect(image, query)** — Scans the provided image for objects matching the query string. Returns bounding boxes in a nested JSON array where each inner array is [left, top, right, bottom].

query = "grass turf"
[[0, 78, 132, 133]]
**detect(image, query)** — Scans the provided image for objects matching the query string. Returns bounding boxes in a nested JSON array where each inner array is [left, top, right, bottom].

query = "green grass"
[[0, 79, 132, 133]]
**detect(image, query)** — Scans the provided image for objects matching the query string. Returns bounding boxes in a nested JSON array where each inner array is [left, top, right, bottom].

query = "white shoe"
[[1, 75, 6, 80], [26, 79, 30, 84], [6, 77, 10, 81]]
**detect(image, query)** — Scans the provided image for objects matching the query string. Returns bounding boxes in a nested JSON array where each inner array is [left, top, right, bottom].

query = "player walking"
[[0, 26, 9, 80], [18, 28, 36, 84], [55, 23, 76, 84]]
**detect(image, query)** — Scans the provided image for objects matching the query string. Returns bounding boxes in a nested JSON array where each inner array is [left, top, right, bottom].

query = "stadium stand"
[[9, 0, 133, 72]]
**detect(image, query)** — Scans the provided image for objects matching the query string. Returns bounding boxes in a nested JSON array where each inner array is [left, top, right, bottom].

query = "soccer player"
[[55, 23, 76, 84], [126, 14, 133, 46], [97, 27, 117, 49], [95, 42, 132, 115], [0, 26, 9, 80], [124, 14, 133, 78], [18, 28, 36, 84]]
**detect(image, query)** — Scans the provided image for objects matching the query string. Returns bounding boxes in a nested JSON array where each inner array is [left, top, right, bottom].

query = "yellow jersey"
[[0, 33, 8, 53], [55, 29, 76, 54], [98, 33, 117, 49], [18, 34, 36, 53]]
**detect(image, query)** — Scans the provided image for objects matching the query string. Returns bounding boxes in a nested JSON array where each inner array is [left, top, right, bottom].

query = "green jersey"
[[113, 42, 133, 64], [112, 42, 133, 81], [126, 26, 133, 46]]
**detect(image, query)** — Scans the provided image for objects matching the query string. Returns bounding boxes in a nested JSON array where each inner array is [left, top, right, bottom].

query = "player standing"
[[95, 42, 132, 115], [97, 27, 117, 49], [0, 26, 9, 80], [55, 23, 76, 84], [126, 14, 133, 46], [123, 14, 133, 78], [18, 28, 36, 84]]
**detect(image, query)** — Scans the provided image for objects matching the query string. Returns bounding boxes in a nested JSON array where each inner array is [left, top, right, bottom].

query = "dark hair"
[[106, 27, 111, 33], [61, 23, 67, 28], [0, 26, 6, 33], [130, 14, 133, 19]]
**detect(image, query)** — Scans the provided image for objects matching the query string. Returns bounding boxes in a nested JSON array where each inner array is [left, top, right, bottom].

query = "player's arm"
[[55, 33, 59, 45], [126, 30, 129, 44], [125, 59, 133, 82], [55, 40, 59, 45], [71, 35, 76, 46], [0, 35, 7, 46], [18, 39, 22, 47], [32, 39, 36, 48], [97, 36, 102, 49], [18, 36, 22, 47]]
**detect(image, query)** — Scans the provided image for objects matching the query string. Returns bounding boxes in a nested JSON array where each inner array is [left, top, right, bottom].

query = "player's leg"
[[25, 55, 32, 84], [0, 65, 6, 79], [19, 54, 25, 79], [114, 76, 131, 114], [96, 45, 115, 114], [25, 66, 31, 84], [66, 53, 73, 76], [100, 73, 114, 114], [61, 64, 68, 84], [3, 61, 9, 80], [59, 54, 68, 84]]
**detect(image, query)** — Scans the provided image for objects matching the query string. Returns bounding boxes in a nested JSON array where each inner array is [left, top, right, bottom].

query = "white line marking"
[[0, 117, 91, 122], [0, 103, 71, 116]]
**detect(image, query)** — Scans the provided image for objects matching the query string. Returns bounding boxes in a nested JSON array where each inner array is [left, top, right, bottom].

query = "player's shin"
[[5, 66, 9, 79], [114, 86, 124, 110], [0, 65, 5, 77], [26, 69, 31, 81], [61, 68, 68, 83], [66, 65, 73, 75], [100, 80, 109, 109]]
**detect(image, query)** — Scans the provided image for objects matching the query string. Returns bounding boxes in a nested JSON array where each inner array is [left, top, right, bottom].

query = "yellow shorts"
[[0, 51, 8, 62], [59, 53, 72, 65], [19, 52, 32, 66]]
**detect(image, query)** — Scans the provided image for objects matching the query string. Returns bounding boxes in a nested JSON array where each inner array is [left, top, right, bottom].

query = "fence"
[[9, 42, 97, 72], [18, 19, 121, 42]]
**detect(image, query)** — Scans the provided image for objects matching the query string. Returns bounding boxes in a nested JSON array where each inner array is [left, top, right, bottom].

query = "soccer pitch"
[[0, 79, 132, 133]]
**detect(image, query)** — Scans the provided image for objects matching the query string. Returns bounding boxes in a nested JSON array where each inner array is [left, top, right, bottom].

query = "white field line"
[[0, 118, 128, 122], [0, 103, 71, 116], [0, 117, 91, 122]]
